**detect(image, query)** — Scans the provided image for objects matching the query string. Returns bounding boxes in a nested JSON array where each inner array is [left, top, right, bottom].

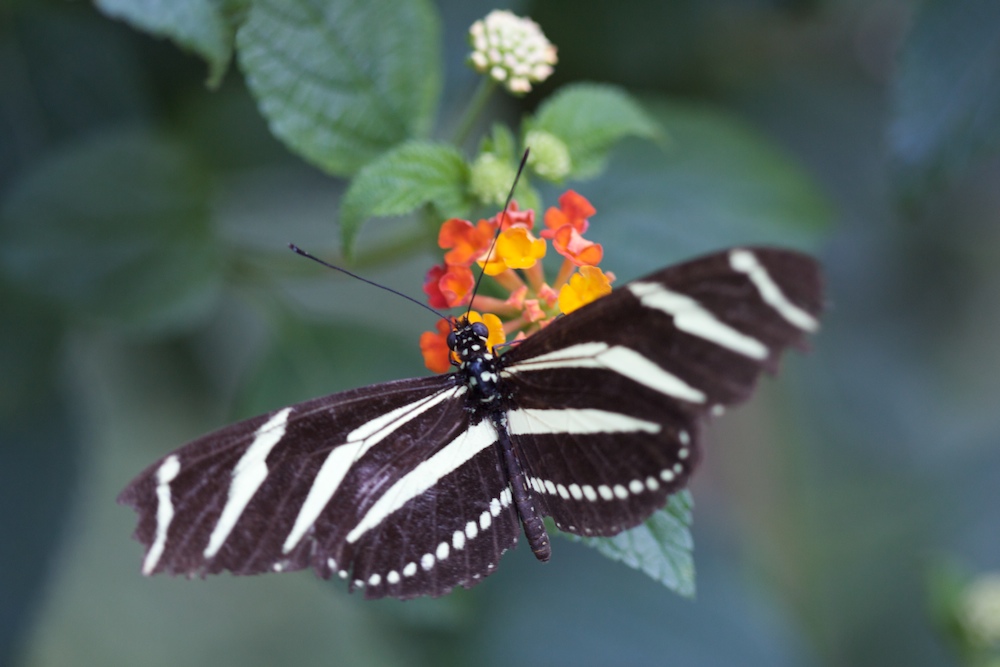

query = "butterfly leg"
[[491, 411, 552, 562]]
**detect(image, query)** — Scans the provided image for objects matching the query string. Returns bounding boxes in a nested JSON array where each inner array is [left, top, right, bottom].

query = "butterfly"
[[119, 246, 822, 599]]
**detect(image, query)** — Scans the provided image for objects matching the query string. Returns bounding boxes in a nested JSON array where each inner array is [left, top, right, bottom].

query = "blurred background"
[[3, 0, 1000, 665]]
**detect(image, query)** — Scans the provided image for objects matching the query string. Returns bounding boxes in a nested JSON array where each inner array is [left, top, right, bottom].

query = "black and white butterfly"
[[120, 246, 822, 599]]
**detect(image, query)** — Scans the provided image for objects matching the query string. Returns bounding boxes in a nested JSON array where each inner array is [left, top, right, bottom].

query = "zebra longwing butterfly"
[[120, 246, 822, 599]]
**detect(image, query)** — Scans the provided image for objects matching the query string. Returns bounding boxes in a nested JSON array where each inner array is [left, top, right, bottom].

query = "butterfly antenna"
[[466, 148, 531, 320], [288, 244, 446, 321]]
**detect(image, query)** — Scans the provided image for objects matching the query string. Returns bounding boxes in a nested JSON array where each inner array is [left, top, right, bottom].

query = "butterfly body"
[[120, 247, 822, 599]]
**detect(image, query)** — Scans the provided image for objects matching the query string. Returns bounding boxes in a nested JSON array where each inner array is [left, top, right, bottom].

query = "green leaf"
[[339, 141, 471, 254], [0, 128, 223, 330], [578, 98, 833, 275], [237, 0, 442, 176], [95, 0, 234, 88], [567, 491, 696, 597], [528, 82, 661, 180], [481, 124, 518, 163], [889, 0, 1000, 196]]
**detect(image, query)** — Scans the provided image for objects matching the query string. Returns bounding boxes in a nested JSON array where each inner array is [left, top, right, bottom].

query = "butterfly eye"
[[471, 322, 489, 339], [446, 332, 457, 349]]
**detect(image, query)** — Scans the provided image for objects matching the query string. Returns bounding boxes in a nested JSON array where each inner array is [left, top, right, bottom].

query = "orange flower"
[[489, 200, 535, 230], [439, 218, 495, 266], [558, 266, 613, 314], [542, 190, 595, 237], [420, 319, 453, 373], [438, 264, 476, 307], [550, 225, 603, 266]]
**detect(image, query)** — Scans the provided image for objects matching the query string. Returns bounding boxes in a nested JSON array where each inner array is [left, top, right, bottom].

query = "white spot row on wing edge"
[[359, 486, 514, 590]]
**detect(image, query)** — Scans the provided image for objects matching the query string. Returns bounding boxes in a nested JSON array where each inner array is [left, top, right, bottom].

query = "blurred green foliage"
[[2, 0, 1000, 666]]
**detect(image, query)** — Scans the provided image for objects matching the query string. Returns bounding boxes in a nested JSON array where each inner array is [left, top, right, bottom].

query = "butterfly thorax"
[[448, 318, 503, 405]]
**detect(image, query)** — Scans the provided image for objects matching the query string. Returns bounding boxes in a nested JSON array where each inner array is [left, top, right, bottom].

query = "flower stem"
[[553, 258, 576, 289], [493, 268, 526, 293], [502, 315, 528, 336], [471, 295, 520, 317], [452, 78, 497, 148], [529, 262, 548, 290]]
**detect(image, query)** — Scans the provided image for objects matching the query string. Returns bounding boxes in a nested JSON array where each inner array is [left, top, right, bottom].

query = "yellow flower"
[[496, 227, 546, 270], [558, 265, 612, 314]]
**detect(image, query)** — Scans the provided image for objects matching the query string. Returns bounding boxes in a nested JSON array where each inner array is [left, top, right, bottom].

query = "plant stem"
[[451, 78, 497, 148]]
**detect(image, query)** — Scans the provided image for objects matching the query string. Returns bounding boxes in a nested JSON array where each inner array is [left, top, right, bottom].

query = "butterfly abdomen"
[[449, 318, 553, 561]]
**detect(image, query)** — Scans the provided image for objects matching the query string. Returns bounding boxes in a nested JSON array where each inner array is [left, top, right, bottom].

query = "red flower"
[[423, 264, 450, 309], [423, 263, 476, 308]]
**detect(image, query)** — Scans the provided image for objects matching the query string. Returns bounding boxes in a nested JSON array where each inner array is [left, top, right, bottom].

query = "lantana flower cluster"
[[468, 10, 557, 94], [420, 191, 614, 373]]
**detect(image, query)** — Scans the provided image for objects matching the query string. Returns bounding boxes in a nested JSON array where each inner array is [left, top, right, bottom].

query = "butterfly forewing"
[[500, 247, 822, 537]]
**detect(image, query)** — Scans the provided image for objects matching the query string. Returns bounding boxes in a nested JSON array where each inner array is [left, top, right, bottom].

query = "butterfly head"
[[446, 318, 492, 364], [447, 318, 502, 403]]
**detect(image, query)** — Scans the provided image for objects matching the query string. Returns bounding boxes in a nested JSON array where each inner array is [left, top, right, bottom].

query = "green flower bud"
[[525, 130, 571, 181], [469, 153, 517, 207]]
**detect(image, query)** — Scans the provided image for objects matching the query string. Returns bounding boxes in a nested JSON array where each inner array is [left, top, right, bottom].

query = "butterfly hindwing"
[[345, 439, 520, 599], [500, 247, 822, 537]]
